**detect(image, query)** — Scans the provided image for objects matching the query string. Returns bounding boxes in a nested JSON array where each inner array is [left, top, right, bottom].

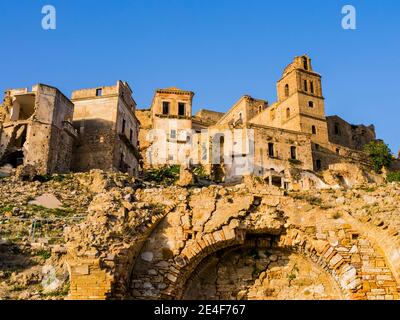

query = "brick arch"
[[130, 223, 248, 299], [182, 243, 345, 300], [129, 223, 369, 300], [163, 229, 356, 300]]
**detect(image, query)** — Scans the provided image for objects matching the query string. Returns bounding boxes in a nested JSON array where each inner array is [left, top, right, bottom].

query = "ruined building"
[[71, 81, 140, 176], [0, 81, 140, 177], [0, 84, 77, 175], [0, 55, 389, 184], [136, 55, 377, 187]]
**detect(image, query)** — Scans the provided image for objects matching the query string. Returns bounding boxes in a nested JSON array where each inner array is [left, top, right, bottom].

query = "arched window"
[[286, 108, 290, 119], [304, 80, 308, 91], [310, 81, 314, 94], [312, 125, 317, 134], [284, 84, 289, 97]]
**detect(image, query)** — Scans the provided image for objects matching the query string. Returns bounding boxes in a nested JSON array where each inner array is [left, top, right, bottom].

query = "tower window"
[[162, 101, 170, 115], [336, 148, 340, 155], [304, 80, 308, 92], [334, 123, 340, 135], [310, 81, 314, 94], [290, 146, 297, 160], [129, 129, 133, 142], [285, 84, 289, 97], [308, 101, 314, 108], [178, 103, 186, 116], [303, 57, 308, 70], [96, 88, 103, 97], [312, 125, 317, 134], [268, 143, 275, 157], [286, 108, 290, 119], [170, 129, 176, 139]]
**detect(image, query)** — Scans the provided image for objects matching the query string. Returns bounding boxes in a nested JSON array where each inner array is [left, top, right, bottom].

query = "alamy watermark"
[[342, 5, 357, 30], [41, 5, 56, 30], [40, 5, 356, 31]]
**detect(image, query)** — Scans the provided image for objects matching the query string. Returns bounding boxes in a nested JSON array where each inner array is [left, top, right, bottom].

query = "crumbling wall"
[[0, 84, 75, 175], [49, 172, 400, 300], [183, 248, 343, 300], [327, 116, 376, 151]]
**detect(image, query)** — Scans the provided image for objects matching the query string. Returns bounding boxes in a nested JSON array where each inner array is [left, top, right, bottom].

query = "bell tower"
[[276, 55, 329, 145]]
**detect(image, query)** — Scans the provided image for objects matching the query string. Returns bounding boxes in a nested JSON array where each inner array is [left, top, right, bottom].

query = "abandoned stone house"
[[0, 81, 140, 177], [136, 55, 380, 187], [0, 84, 77, 175], [71, 81, 140, 176], [0, 55, 394, 185]]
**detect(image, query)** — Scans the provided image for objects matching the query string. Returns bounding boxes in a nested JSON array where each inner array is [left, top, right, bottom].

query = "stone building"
[[0, 84, 77, 175], [71, 81, 140, 176], [137, 55, 377, 186], [0, 55, 383, 183], [138, 87, 195, 168]]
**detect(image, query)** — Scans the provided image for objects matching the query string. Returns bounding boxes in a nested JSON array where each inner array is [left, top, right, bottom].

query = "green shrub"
[[387, 171, 400, 182], [35, 249, 51, 260], [143, 165, 180, 184], [364, 141, 393, 173]]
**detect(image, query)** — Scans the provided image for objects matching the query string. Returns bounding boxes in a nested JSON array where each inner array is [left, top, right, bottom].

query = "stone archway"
[[66, 181, 400, 300], [182, 246, 344, 300]]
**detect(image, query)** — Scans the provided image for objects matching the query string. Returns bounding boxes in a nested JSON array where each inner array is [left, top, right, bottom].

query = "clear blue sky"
[[0, 0, 399, 153]]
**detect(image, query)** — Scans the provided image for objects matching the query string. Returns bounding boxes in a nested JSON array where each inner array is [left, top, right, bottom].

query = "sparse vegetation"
[[287, 263, 299, 287], [290, 193, 323, 206], [364, 141, 393, 173], [360, 186, 377, 193], [42, 282, 70, 298], [35, 249, 51, 260], [387, 171, 400, 183], [192, 165, 210, 180], [143, 165, 180, 184]]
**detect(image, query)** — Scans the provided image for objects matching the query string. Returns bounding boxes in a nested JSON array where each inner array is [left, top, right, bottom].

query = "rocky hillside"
[[0, 170, 399, 300]]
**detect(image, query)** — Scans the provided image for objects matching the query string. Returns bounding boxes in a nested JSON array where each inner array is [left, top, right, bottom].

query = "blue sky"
[[0, 0, 399, 152]]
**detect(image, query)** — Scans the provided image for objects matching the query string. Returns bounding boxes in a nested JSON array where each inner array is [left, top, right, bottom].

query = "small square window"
[[308, 101, 314, 108]]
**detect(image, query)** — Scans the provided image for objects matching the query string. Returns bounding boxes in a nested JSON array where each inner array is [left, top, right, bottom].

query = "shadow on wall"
[[71, 118, 127, 173]]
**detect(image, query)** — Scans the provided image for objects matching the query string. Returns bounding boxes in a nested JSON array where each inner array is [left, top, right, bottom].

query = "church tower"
[[276, 55, 329, 146]]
